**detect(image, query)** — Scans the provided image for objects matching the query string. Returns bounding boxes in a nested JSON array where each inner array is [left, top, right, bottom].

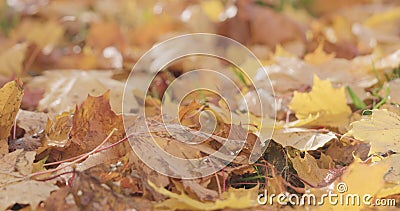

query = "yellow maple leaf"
[[345, 109, 400, 154], [0, 80, 23, 154], [149, 180, 259, 210], [289, 152, 329, 187], [289, 75, 351, 127], [310, 159, 389, 211], [304, 43, 335, 65]]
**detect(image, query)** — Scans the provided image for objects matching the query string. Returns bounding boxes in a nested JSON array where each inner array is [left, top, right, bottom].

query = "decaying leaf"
[[346, 109, 400, 154], [71, 172, 145, 211], [0, 180, 58, 210], [0, 149, 35, 186], [0, 80, 24, 154], [289, 75, 351, 127]]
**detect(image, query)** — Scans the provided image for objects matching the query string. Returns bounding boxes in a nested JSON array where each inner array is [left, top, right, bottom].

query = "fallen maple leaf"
[[289, 75, 351, 127], [0, 80, 24, 154], [149, 180, 260, 210], [289, 152, 329, 187], [57, 91, 127, 160], [346, 109, 400, 154]]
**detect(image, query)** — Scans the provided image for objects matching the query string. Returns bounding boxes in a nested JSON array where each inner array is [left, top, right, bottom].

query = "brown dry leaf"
[[0, 80, 24, 154], [0, 43, 27, 77], [71, 172, 144, 211], [0, 149, 35, 186], [61, 91, 126, 159], [44, 187, 78, 211], [129, 150, 170, 201], [10, 19, 64, 50], [0, 180, 58, 210]]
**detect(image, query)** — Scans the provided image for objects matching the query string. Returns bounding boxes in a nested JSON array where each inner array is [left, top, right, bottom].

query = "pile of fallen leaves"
[[1, 0, 400, 210]]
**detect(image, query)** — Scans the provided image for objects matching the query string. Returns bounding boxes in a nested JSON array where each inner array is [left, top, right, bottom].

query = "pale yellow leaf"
[[289, 75, 351, 127], [149, 180, 259, 210], [346, 109, 400, 154], [274, 128, 337, 151], [289, 152, 329, 187]]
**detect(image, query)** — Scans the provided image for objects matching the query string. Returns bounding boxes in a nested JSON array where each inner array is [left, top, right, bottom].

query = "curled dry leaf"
[[273, 128, 337, 151], [45, 112, 72, 148]]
